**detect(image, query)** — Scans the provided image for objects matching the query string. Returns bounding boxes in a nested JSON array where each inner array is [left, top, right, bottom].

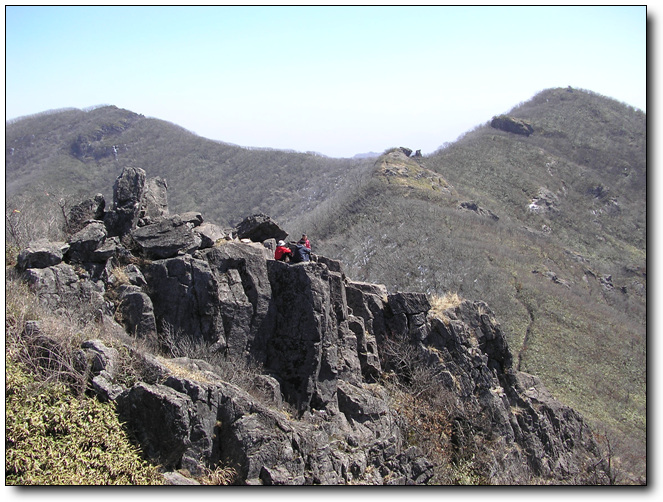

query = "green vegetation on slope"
[[5, 105, 374, 228], [5, 359, 165, 485]]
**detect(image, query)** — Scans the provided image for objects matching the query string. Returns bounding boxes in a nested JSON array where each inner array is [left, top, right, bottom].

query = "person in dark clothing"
[[291, 243, 311, 263]]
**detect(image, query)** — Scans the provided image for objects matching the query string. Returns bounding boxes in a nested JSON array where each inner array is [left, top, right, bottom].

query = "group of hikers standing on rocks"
[[275, 234, 311, 264]]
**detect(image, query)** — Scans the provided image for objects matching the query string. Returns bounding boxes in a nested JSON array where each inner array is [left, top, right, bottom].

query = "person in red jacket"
[[275, 240, 292, 262], [299, 234, 311, 249]]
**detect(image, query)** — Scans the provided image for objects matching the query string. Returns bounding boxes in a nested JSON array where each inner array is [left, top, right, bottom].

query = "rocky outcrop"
[[458, 201, 500, 221], [14, 167, 608, 485], [491, 115, 534, 136], [104, 166, 146, 237], [528, 187, 559, 215]]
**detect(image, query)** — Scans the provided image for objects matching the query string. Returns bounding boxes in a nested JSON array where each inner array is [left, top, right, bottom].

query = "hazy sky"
[[5, 4, 647, 158]]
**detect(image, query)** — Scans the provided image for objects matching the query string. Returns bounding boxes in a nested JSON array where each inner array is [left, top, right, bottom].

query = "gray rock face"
[[195, 242, 275, 361], [139, 177, 169, 224], [66, 193, 105, 234], [140, 241, 274, 360], [116, 382, 194, 470], [24, 262, 107, 319], [418, 300, 599, 482], [345, 281, 386, 381], [266, 261, 345, 413], [141, 255, 226, 349], [66, 220, 109, 263], [115, 357, 421, 484]]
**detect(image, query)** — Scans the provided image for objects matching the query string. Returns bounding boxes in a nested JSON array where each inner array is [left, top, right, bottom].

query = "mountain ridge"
[[5, 87, 646, 479]]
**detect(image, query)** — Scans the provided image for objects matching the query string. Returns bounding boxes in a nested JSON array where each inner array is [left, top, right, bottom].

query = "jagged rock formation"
[[14, 167, 609, 485]]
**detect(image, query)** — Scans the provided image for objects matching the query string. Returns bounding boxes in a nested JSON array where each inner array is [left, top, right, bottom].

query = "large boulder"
[[130, 215, 202, 259], [80, 339, 120, 377], [528, 187, 559, 215], [236, 213, 288, 243], [179, 211, 203, 227], [115, 284, 158, 339], [195, 222, 226, 249], [16, 239, 68, 270], [65, 221, 107, 262], [458, 201, 500, 221]]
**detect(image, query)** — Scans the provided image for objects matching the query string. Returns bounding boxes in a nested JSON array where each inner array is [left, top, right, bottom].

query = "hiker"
[[299, 234, 311, 249], [274, 240, 292, 262], [291, 242, 311, 263]]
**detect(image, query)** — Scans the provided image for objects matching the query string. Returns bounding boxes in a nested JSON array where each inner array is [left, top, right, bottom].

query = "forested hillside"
[[291, 88, 646, 479], [5, 87, 646, 480], [6, 105, 373, 230]]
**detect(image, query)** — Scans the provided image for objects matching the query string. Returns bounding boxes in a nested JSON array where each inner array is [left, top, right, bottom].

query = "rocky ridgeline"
[[15, 167, 606, 485]]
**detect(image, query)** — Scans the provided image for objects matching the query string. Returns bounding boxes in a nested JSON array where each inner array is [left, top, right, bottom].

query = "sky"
[[4, 4, 647, 158]]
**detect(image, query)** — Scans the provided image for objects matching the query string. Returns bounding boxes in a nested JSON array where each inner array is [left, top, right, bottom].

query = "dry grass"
[[158, 357, 216, 385], [110, 265, 131, 286], [429, 292, 463, 324], [196, 465, 238, 485]]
